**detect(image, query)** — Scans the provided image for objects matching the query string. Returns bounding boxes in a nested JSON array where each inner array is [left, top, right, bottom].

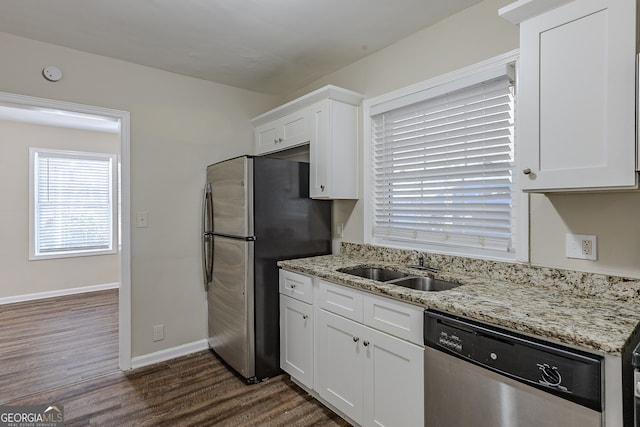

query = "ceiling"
[[0, 0, 482, 95]]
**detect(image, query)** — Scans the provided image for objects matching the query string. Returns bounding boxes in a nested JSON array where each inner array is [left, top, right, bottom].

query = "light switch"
[[136, 211, 149, 228]]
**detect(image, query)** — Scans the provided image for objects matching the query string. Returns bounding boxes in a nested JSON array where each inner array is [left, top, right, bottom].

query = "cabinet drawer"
[[279, 269, 313, 304], [317, 280, 363, 322], [364, 293, 423, 346]]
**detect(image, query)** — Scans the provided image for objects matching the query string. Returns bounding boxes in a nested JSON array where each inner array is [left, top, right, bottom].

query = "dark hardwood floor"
[[0, 289, 119, 403], [0, 290, 349, 426]]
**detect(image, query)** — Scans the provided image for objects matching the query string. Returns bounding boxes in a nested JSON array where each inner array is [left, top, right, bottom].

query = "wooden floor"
[[1, 290, 349, 426], [0, 289, 119, 403]]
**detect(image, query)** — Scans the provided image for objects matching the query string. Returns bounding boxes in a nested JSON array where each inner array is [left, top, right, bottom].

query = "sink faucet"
[[407, 250, 439, 273]]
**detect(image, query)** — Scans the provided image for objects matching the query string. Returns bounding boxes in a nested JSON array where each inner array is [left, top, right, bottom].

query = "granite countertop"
[[278, 252, 640, 356]]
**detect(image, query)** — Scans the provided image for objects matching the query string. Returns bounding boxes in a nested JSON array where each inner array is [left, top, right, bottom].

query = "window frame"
[[363, 50, 528, 262], [29, 147, 118, 260]]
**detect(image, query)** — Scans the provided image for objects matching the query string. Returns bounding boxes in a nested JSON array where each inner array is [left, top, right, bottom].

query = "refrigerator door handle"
[[202, 183, 214, 291]]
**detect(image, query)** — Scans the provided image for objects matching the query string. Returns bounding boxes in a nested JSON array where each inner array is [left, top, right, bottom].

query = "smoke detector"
[[42, 66, 63, 82]]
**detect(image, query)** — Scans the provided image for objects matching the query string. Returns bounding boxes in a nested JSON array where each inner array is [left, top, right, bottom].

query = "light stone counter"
[[278, 243, 640, 355]]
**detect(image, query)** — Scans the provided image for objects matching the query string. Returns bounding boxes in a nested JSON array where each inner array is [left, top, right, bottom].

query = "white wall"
[[0, 32, 277, 357], [285, 0, 517, 100], [0, 120, 120, 297], [288, 0, 640, 279]]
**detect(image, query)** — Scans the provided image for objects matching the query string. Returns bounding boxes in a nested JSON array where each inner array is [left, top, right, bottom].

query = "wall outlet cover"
[[565, 234, 597, 261]]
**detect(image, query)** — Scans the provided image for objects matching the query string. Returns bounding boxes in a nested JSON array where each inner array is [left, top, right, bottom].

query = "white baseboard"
[[130, 339, 209, 370], [0, 282, 120, 305]]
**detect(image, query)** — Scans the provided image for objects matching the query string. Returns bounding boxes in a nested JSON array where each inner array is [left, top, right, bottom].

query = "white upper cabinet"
[[309, 98, 359, 199], [251, 85, 363, 199], [501, 0, 638, 191], [254, 108, 310, 155]]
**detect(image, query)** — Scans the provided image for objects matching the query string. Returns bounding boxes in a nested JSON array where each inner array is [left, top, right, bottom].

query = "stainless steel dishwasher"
[[424, 310, 603, 427]]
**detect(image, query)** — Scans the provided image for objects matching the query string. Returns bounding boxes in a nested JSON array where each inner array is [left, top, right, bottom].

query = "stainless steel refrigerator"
[[202, 155, 331, 382]]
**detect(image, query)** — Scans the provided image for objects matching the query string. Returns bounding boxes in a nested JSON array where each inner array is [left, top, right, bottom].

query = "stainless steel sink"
[[338, 266, 460, 292], [387, 276, 460, 292], [338, 267, 408, 282]]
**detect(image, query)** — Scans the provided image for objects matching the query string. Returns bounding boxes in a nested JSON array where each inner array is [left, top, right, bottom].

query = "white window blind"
[[371, 76, 515, 253], [32, 149, 116, 257]]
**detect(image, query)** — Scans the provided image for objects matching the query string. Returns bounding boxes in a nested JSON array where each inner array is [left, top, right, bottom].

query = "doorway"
[[0, 91, 131, 371]]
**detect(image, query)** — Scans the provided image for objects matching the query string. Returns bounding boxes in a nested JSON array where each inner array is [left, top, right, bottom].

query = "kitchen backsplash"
[[340, 242, 640, 302]]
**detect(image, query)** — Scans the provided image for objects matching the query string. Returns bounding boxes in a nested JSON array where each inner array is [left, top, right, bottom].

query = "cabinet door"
[[254, 108, 310, 155], [281, 108, 310, 147], [316, 309, 364, 424], [255, 121, 279, 155], [310, 99, 331, 198], [310, 99, 359, 199], [363, 327, 424, 427], [518, 0, 636, 191], [279, 295, 313, 389]]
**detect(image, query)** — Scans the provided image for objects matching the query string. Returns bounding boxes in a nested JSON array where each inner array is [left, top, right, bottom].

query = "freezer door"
[[207, 235, 255, 379], [207, 156, 253, 237]]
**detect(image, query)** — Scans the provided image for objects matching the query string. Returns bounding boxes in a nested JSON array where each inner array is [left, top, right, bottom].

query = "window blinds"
[[34, 150, 114, 255], [371, 76, 515, 252]]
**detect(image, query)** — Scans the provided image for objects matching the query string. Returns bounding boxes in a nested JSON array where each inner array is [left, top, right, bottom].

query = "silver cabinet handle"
[[290, 284, 296, 289], [302, 314, 308, 320], [523, 168, 532, 175], [273, 138, 278, 144], [363, 341, 370, 347], [353, 336, 359, 343], [278, 137, 283, 142], [320, 185, 325, 192]]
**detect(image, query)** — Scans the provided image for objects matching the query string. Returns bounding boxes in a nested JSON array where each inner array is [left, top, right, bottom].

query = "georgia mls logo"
[[0, 404, 64, 427]]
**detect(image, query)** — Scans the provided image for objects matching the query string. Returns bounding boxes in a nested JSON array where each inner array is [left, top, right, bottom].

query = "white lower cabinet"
[[363, 325, 424, 427], [279, 294, 313, 389], [316, 309, 424, 427], [279, 270, 425, 427], [316, 309, 365, 423]]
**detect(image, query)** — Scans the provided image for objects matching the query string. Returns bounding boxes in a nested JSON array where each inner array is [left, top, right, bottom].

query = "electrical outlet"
[[566, 234, 597, 260], [153, 324, 164, 342]]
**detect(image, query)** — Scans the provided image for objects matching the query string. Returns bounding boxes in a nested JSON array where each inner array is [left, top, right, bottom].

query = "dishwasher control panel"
[[437, 330, 464, 353], [424, 310, 603, 412]]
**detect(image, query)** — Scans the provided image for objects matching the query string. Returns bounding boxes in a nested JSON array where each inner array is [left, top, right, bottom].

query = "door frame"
[[0, 91, 132, 370]]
